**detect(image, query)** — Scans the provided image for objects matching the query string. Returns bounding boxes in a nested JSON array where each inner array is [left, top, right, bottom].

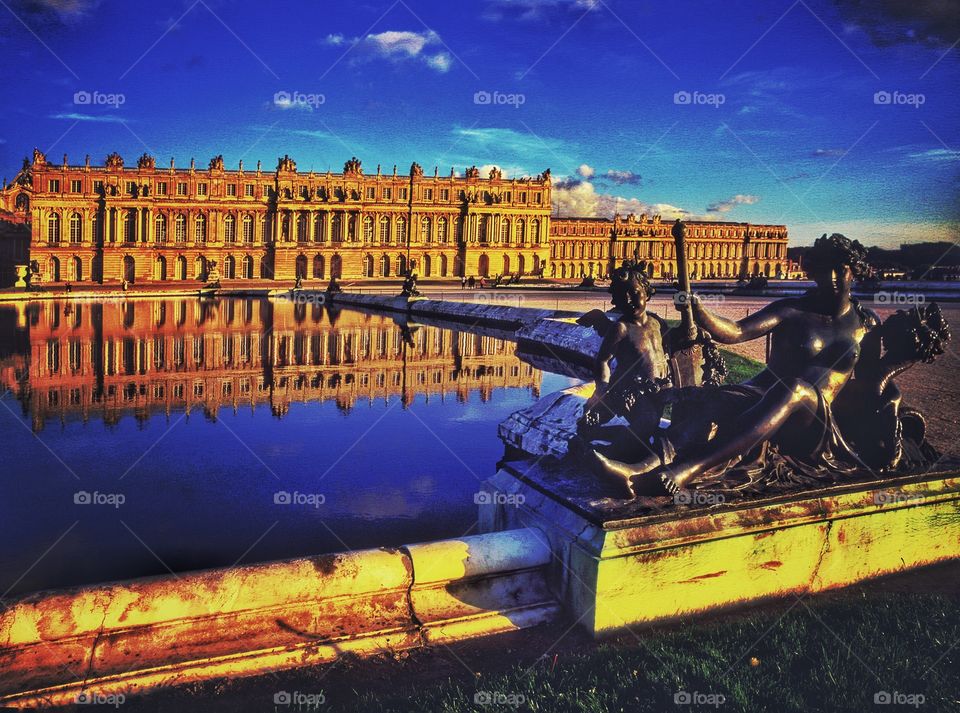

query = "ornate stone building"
[[0, 150, 552, 286], [0, 299, 541, 431], [0, 149, 791, 286], [550, 213, 790, 280]]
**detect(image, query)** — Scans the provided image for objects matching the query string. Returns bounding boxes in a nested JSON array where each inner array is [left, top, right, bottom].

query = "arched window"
[[194, 214, 206, 243], [331, 213, 342, 241], [242, 255, 253, 279], [363, 216, 374, 242], [421, 217, 431, 243], [478, 254, 489, 277], [295, 254, 307, 279], [224, 215, 236, 243], [440, 254, 448, 277], [478, 216, 488, 243], [242, 215, 254, 244], [281, 213, 291, 241], [224, 255, 236, 279], [92, 212, 102, 242], [500, 219, 510, 244], [397, 254, 407, 276], [69, 213, 82, 243], [423, 254, 432, 277], [532, 219, 541, 244], [516, 219, 526, 244], [313, 254, 324, 279], [379, 216, 391, 244], [396, 217, 407, 244], [502, 254, 510, 275], [154, 214, 166, 243], [72, 256, 83, 281], [437, 217, 447, 244], [364, 254, 374, 277], [175, 214, 187, 243], [380, 254, 390, 277], [330, 253, 342, 278], [176, 255, 187, 280]]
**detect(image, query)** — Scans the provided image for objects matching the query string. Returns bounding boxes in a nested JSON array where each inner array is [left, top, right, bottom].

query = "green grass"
[[351, 591, 959, 712], [722, 350, 764, 384]]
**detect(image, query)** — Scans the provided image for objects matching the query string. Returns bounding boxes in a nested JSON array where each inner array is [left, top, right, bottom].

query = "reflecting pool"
[[0, 298, 573, 596]]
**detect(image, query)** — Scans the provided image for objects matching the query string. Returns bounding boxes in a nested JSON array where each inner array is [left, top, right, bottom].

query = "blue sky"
[[0, 0, 957, 247]]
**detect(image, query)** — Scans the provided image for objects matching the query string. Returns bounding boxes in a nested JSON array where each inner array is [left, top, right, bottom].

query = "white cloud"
[[908, 148, 960, 162], [325, 29, 453, 73], [49, 112, 126, 123], [552, 179, 690, 220], [706, 194, 760, 213], [601, 169, 642, 186], [577, 163, 594, 178], [425, 52, 452, 72]]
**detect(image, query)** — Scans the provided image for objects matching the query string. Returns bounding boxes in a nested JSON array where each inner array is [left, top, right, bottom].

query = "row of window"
[[43, 179, 545, 205], [45, 211, 544, 246]]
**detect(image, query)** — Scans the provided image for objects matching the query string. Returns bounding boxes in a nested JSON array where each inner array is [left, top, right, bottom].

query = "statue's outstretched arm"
[[691, 298, 788, 344]]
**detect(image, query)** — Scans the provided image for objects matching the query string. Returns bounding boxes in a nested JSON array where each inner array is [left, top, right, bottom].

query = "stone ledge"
[[479, 465, 960, 635], [0, 529, 558, 709]]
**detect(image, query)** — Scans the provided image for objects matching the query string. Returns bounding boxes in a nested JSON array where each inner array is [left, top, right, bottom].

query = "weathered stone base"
[[479, 461, 960, 635], [0, 529, 559, 709]]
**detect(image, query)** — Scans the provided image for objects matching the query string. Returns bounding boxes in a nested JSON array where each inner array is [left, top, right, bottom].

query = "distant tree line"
[[788, 242, 960, 280]]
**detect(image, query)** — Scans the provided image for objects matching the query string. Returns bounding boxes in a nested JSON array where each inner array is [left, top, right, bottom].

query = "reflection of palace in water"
[[0, 299, 541, 432]]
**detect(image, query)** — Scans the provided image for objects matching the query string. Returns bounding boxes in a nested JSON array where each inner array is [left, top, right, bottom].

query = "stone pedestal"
[[479, 459, 960, 636], [14, 265, 28, 289]]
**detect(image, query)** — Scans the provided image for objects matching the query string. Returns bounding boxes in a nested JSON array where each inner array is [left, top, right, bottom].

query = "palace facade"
[[0, 150, 790, 286], [0, 150, 552, 286], [549, 214, 790, 280], [0, 299, 540, 432]]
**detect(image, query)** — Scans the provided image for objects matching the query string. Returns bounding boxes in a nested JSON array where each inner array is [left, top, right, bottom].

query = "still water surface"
[[0, 298, 571, 596]]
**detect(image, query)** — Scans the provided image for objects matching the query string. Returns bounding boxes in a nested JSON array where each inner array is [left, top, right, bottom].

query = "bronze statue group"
[[574, 232, 951, 499]]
